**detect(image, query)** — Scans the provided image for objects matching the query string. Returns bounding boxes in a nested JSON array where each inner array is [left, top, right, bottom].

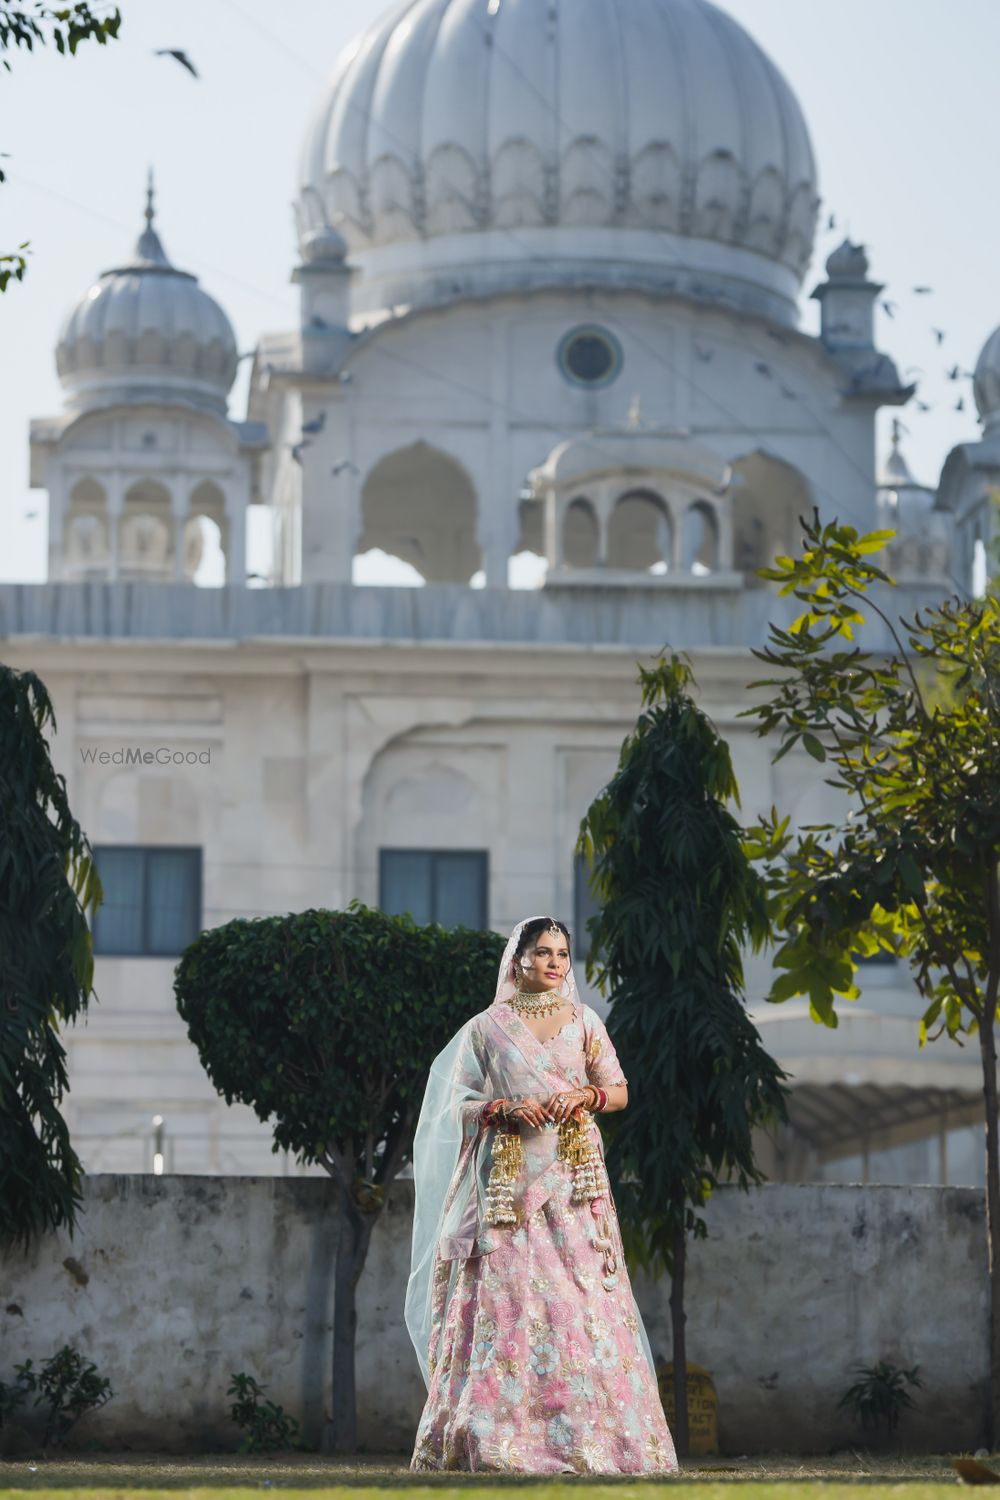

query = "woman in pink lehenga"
[[405, 915, 678, 1476]]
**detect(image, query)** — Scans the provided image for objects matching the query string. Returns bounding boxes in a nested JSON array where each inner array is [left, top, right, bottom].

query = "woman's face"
[[518, 926, 571, 993]]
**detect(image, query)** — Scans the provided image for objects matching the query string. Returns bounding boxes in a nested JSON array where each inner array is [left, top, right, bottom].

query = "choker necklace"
[[510, 986, 566, 1019]]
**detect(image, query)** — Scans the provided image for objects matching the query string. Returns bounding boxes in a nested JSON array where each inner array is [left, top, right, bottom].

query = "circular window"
[[557, 325, 622, 388]]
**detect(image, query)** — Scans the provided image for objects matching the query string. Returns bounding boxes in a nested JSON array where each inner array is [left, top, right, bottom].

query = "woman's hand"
[[506, 1096, 553, 1128], [542, 1087, 593, 1123]]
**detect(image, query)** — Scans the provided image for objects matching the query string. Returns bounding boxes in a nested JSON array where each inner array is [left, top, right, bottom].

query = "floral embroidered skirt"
[[410, 1171, 678, 1474]]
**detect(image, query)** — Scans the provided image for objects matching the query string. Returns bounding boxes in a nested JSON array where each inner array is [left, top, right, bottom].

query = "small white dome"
[[57, 179, 238, 414], [297, 0, 819, 321], [974, 324, 1000, 434]]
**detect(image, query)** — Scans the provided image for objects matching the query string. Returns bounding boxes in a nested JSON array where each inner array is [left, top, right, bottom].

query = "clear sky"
[[2, 0, 997, 583]]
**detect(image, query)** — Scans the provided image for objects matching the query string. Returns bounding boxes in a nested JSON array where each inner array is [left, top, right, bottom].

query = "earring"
[[557, 974, 572, 1000]]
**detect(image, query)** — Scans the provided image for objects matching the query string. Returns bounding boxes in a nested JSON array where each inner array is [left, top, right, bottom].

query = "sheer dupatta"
[[404, 917, 582, 1384]]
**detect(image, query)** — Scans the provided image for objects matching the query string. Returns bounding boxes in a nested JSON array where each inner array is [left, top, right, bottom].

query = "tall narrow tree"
[[0, 665, 102, 1249], [578, 655, 789, 1457]]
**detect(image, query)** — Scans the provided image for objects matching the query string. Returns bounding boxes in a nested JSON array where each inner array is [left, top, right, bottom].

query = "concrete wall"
[[0, 1176, 987, 1455]]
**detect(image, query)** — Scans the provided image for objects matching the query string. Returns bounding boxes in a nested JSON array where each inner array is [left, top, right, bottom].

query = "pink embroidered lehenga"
[[404, 918, 678, 1476]]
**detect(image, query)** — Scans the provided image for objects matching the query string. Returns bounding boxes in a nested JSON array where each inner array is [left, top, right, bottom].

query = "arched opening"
[[606, 489, 671, 572], [972, 533, 987, 598], [65, 477, 108, 577], [192, 517, 225, 586], [728, 451, 813, 584], [357, 741, 495, 913], [353, 549, 425, 587], [509, 481, 546, 590], [121, 479, 172, 580], [188, 482, 227, 587], [563, 496, 599, 568], [681, 499, 720, 574], [355, 442, 481, 585]]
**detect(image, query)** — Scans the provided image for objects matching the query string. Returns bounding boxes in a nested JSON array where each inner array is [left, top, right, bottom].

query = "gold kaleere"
[[557, 1114, 601, 1203], [558, 1114, 618, 1286], [485, 1126, 524, 1225]]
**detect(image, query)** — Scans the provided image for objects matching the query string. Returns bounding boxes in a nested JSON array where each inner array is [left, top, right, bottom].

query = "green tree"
[[174, 903, 504, 1453], [1, 3, 123, 288], [578, 655, 789, 1457], [742, 509, 1000, 1445], [0, 666, 102, 1249]]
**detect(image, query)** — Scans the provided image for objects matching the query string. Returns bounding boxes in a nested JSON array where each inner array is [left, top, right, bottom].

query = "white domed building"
[[937, 320, 1000, 591], [256, 0, 910, 594], [7, 0, 986, 1182], [31, 177, 265, 586]]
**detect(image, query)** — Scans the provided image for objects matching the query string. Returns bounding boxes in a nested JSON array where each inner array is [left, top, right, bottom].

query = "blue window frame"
[[573, 851, 601, 962], [379, 848, 488, 930], [92, 845, 202, 956]]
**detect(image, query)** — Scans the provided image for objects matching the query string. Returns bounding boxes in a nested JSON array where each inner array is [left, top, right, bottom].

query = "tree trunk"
[[323, 1185, 376, 1455], [670, 1224, 689, 1460]]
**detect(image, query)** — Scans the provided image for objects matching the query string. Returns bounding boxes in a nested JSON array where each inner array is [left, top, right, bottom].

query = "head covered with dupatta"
[[404, 915, 581, 1379]]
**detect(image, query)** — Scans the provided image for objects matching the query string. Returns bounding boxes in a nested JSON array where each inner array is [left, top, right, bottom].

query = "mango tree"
[[0, 666, 102, 1249], [743, 511, 1000, 1446]]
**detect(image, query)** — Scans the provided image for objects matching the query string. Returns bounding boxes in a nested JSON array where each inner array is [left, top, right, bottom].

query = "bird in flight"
[[154, 48, 199, 78]]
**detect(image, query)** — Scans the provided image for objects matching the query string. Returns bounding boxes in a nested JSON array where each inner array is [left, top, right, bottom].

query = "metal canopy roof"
[[785, 1082, 981, 1163]]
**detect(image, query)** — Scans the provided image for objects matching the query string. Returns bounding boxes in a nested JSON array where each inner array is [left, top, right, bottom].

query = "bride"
[[405, 914, 678, 1475]]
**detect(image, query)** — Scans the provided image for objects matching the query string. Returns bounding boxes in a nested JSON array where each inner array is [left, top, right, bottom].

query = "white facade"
[[9, 0, 991, 1183]]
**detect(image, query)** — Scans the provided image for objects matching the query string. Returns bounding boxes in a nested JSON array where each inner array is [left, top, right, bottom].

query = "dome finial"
[[135, 167, 169, 267], [880, 417, 915, 487], [825, 238, 869, 281]]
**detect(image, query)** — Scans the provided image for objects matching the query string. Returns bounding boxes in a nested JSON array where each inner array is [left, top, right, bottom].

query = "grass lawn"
[[0, 1450, 979, 1497]]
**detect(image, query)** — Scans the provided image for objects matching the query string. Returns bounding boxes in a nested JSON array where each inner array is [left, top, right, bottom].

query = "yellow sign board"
[[656, 1360, 718, 1455]]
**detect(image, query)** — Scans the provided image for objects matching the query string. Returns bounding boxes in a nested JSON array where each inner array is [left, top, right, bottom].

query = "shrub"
[[837, 1360, 923, 1436], [3, 1345, 112, 1447], [227, 1372, 302, 1453]]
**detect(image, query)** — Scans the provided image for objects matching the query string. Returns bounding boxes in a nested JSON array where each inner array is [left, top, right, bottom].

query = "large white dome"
[[57, 184, 238, 414], [973, 323, 1000, 435], [296, 0, 819, 322]]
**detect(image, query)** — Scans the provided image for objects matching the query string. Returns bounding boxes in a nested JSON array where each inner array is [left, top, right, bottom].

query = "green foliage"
[[837, 1361, 923, 1436], [0, 3, 121, 65], [0, 244, 28, 290], [0, 666, 103, 1251], [179, 903, 504, 1452], [5, 1346, 112, 1447], [0, 2, 122, 286], [227, 1373, 302, 1454], [174, 902, 504, 1191], [742, 509, 1000, 1040], [578, 654, 790, 1274], [0, 1366, 33, 1428]]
